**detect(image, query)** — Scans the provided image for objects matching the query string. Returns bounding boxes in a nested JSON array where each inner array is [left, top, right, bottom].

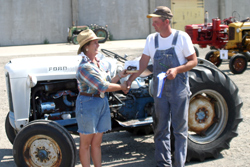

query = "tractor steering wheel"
[[101, 49, 127, 63]]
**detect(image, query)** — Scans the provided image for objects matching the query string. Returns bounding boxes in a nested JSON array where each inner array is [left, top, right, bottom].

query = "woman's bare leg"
[[91, 133, 103, 167], [79, 133, 94, 167]]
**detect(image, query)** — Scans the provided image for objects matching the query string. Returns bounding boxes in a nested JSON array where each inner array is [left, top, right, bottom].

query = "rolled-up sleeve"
[[77, 64, 110, 93]]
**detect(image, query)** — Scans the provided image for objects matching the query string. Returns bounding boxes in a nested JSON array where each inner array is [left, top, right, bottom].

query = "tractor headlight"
[[237, 28, 240, 33], [224, 28, 227, 33]]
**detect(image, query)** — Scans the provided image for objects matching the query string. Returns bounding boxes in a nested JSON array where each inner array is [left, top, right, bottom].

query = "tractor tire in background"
[[67, 36, 71, 43], [229, 54, 248, 74], [186, 62, 243, 161], [71, 35, 78, 45], [205, 51, 222, 67], [13, 120, 76, 167], [94, 27, 109, 43]]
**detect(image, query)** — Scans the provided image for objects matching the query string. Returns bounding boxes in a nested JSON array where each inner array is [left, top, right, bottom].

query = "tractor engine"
[[109, 77, 154, 121], [31, 80, 78, 121]]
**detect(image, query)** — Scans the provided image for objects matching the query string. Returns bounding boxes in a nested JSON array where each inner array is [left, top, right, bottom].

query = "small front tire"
[[229, 54, 247, 74], [205, 51, 222, 67], [13, 120, 76, 167]]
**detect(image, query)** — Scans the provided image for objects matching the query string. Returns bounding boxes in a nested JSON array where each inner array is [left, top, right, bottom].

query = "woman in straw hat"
[[75, 28, 129, 167]]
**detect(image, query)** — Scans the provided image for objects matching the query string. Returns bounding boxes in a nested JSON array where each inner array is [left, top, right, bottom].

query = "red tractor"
[[185, 12, 250, 74], [185, 12, 229, 66]]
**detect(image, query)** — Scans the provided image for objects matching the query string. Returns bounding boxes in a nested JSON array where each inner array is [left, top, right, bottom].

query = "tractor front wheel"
[[13, 120, 76, 167], [205, 51, 222, 67], [229, 54, 247, 74]]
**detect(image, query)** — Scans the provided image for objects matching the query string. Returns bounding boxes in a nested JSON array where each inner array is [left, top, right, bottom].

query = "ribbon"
[[157, 72, 167, 98]]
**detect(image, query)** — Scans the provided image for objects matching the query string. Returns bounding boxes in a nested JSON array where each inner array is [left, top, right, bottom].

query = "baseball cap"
[[147, 6, 173, 19]]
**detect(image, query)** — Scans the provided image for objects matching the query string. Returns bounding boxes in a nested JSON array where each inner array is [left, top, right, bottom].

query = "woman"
[[75, 28, 129, 167]]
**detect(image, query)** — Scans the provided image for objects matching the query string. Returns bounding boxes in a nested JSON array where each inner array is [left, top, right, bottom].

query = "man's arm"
[[124, 54, 151, 93], [166, 53, 197, 80]]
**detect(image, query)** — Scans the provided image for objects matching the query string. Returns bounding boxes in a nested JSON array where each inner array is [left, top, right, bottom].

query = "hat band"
[[79, 36, 95, 45]]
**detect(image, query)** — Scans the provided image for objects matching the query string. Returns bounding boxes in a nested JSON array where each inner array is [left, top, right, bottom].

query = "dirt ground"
[[0, 42, 249, 167]]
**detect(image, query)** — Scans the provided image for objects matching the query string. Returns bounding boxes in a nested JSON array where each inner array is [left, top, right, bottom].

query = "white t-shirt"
[[143, 29, 195, 65]]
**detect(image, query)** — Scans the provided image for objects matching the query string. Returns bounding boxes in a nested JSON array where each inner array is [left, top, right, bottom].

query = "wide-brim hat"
[[147, 6, 173, 19], [77, 29, 104, 55]]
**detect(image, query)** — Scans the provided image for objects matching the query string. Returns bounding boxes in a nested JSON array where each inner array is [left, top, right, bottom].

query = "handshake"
[[121, 80, 131, 94], [117, 69, 131, 94]]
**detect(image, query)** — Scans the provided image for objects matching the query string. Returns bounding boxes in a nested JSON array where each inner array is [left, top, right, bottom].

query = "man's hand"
[[166, 68, 178, 80], [121, 81, 130, 93], [122, 80, 131, 94]]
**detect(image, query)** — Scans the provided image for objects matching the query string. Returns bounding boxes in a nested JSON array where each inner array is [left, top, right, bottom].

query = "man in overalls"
[[126, 6, 197, 167]]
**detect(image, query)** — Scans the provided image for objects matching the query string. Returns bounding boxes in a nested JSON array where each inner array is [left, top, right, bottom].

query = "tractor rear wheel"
[[229, 54, 247, 74], [71, 35, 78, 45], [205, 51, 222, 67], [186, 63, 243, 161], [194, 46, 199, 57], [94, 27, 109, 43]]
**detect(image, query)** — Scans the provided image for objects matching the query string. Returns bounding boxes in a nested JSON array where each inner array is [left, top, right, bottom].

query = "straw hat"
[[77, 29, 104, 55]]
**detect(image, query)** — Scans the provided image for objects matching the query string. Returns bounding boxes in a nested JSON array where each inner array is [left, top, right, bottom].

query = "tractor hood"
[[5, 56, 82, 79]]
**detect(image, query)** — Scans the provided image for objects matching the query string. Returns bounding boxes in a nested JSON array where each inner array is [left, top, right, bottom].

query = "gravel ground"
[[0, 42, 249, 167]]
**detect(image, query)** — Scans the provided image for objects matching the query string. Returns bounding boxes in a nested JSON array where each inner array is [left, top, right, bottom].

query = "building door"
[[171, 0, 204, 31]]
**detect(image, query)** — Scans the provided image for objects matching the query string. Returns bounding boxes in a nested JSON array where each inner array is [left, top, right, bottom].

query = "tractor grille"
[[5, 72, 14, 112], [229, 27, 235, 40], [186, 29, 193, 38]]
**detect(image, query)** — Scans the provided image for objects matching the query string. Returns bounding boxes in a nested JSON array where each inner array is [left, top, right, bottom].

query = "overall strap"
[[154, 33, 159, 49], [172, 30, 179, 46], [155, 31, 179, 49]]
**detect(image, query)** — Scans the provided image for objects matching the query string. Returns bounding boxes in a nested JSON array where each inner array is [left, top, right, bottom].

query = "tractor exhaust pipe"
[[204, 11, 209, 27]]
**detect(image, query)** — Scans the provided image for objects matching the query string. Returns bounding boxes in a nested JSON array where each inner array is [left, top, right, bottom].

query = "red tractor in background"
[[185, 12, 250, 74], [185, 12, 229, 52], [185, 11, 231, 66]]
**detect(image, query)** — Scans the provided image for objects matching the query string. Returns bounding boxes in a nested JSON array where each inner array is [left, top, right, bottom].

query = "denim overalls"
[[152, 31, 190, 167]]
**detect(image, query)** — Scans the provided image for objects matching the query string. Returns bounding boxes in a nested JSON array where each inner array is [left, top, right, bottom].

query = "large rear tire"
[[94, 27, 109, 43], [186, 64, 243, 161], [13, 120, 76, 167], [194, 46, 199, 57], [71, 35, 78, 45]]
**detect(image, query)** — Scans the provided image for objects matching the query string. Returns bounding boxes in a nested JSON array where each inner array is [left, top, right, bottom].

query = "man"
[[126, 6, 197, 167]]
